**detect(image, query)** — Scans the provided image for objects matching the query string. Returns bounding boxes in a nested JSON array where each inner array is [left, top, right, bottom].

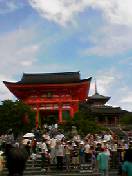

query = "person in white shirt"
[[104, 134, 113, 142], [42, 132, 50, 141], [55, 131, 64, 141], [41, 139, 48, 153], [84, 139, 90, 163], [50, 138, 57, 164], [55, 140, 64, 170]]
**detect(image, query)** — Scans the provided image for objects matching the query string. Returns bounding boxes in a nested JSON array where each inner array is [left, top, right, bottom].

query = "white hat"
[[0, 151, 4, 155], [72, 143, 77, 147], [103, 140, 107, 143], [80, 141, 84, 145]]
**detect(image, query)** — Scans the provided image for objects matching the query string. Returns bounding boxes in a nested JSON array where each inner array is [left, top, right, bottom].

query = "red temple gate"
[[3, 72, 91, 128]]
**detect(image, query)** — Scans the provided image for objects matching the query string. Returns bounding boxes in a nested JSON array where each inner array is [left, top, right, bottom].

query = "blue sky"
[[0, 0, 132, 111]]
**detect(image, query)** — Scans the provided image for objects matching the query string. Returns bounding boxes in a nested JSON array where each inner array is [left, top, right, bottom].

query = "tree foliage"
[[0, 100, 35, 136], [121, 112, 132, 125], [59, 103, 107, 137]]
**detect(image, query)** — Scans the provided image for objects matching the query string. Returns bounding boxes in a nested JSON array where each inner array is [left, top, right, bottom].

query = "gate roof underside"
[[3, 72, 92, 101]]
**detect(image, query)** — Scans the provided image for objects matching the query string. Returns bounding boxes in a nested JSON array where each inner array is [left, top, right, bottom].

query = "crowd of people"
[[0, 125, 132, 176]]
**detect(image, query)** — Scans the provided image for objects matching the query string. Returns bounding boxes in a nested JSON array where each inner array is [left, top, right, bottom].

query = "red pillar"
[[58, 104, 63, 123], [70, 105, 74, 118], [51, 104, 54, 111], [36, 105, 39, 128]]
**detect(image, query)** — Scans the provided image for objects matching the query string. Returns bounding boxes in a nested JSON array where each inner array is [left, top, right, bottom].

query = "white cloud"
[[0, 25, 77, 101], [88, 69, 132, 111], [89, 69, 119, 95], [29, 0, 132, 56], [0, 27, 40, 100], [119, 57, 132, 66], [82, 25, 132, 56], [120, 96, 132, 103], [91, 0, 132, 26], [20, 61, 34, 66], [28, 0, 92, 26], [96, 72, 132, 111], [0, 27, 40, 75], [114, 86, 132, 111], [28, 0, 132, 26], [32, 63, 76, 73], [117, 86, 132, 104], [0, 75, 15, 101], [0, 0, 24, 14]]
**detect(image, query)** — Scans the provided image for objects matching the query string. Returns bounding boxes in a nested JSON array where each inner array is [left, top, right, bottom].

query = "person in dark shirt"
[[5, 143, 28, 176], [25, 141, 31, 158], [72, 144, 79, 169], [95, 143, 102, 158]]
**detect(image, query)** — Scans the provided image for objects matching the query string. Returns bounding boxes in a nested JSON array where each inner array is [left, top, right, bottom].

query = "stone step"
[[2, 159, 119, 176], [23, 172, 118, 176], [2, 170, 118, 176]]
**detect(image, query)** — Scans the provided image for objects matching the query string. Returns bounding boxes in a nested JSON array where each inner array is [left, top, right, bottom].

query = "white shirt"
[[55, 134, 64, 141], [104, 134, 112, 141], [55, 144, 64, 156], [84, 143, 90, 153], [41, 142, 48, 152]]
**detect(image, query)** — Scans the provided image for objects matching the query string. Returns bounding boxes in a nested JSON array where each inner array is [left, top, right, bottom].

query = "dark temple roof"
[[15, 72, 91, 84], [89, 92, 110, 101], [90, 105, 123, 114]]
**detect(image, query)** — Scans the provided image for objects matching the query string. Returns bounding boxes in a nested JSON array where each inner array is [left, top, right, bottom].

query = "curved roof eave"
[[3, 77, 92, 86]]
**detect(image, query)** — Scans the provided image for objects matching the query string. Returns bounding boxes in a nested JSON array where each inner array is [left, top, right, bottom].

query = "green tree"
[[0, 100, 35, 137], [121, 112, 132, 124], [59, 103, 107, 137]]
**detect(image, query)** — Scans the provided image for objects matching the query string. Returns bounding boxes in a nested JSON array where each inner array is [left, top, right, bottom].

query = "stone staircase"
[[2, 159, 119, 176]]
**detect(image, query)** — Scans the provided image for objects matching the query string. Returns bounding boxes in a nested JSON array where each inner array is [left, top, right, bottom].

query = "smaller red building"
[[3, 72, 91, 127]]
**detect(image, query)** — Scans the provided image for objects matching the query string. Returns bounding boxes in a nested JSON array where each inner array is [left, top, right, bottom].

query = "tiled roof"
[[15, 72, 91, 84], [91, 105, 122, 114], [89, 93, 110, 100]]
